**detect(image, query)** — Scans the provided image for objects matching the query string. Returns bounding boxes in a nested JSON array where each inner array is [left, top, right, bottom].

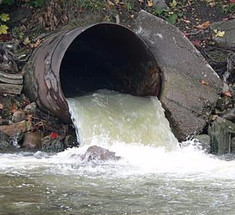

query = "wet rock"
[[135, 11, 222, 141], [63, 135, 78, 148], [22, 131, 42, 149], [0, 120, 27, 136], [12, 110, 26, 123], [232, 137, 235, 153], [9, 130, 24, 149], [81, 145, 121, 162], [194, 134, 211, 153], [208, 117, 235, 155], [210, 19, 235, 48], [42, 136, 65, 152], [0, 131, 10, 149]]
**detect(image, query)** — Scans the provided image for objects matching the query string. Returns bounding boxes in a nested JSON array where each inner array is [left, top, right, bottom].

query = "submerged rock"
[[81, 145, 121, 162]]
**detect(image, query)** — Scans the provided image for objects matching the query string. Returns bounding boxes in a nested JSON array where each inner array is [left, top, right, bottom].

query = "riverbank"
[[0, 0, 234, 153]]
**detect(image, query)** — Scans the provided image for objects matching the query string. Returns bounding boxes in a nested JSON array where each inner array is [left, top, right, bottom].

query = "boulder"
[[210, 19, 235, 48], [0, 120, 27, 136], [194, 134, 211, 152], [134, 11, 222, 141], [208, 117, 235, 155], [80, 145, 121, 162], [22, 131, 42, 149]]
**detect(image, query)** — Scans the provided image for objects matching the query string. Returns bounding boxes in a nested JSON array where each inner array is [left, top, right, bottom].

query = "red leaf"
[[50, 132, 59, 139]]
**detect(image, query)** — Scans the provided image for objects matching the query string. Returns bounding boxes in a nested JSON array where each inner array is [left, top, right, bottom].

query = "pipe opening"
[[60, 23, 161, 98]]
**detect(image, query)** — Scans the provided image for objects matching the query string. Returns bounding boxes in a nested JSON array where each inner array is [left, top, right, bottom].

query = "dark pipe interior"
[[60, 24, 160, 98]]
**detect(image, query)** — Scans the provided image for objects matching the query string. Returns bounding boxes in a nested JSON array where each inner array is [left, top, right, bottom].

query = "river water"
[[0, 90, 235, 215]]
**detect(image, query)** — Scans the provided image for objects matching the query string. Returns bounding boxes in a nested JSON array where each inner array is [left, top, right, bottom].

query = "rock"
[[210, 19, 235, 48], [42, 136, 65, 152], [9, 130, 24, 148], [153, 0, 167, 9], [134, 11, 222, 141], [12, 110, 27, 123], [194, 134, 211, 152], [0, 83, 23, 95], [80, 145, 121, 162], [232, 137, 235, 153], [208, 117, 235, 155], [22, 131, 42, 149], [0, 131, 10, 149], [63, 135, 78, 148], [9, 8, 32, 24], [24, 102, 37, 114], [0, 121, 27, 136], [222, 108, 235, 123]]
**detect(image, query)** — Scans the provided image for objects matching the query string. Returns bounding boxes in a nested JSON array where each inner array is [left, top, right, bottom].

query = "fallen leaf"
[[107, 0, 115, 6], [0, 25, 8, 34], [170, 0, 177, 8], [50, 132, 59, 139], [23, 37, 31, 45], [147, 0, 153, 7], [195, 21, 210, 30], [213, 29, 225, 37], [200, 80, 209, 85], [223, 91, 232, 97], [0, 13, 10, 22]]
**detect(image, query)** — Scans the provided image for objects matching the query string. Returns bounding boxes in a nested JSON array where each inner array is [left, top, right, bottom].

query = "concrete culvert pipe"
[[23, 23, 161, 122]]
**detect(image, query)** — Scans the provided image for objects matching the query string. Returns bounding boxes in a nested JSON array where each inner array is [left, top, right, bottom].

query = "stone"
[[9, 130, 24, 148], [9, 8, 32, 24], [0, 83, 23, 95], [210, 19, 235, 48], [24, 102, 37, 114], [0, 131, 10, 149], [80, 145, 121, 162], [63, 135, 78, 148], [194, 134, 211, 153], [222, 108, 235, 123], [42, 136, 65, 152], [208, 117, 235, 155], [22, 131, 42, 149], [153, 0, 168, 9], [134, 11, 222, 141], [0, 121, 27, 137], [12, 110, 27, 123]]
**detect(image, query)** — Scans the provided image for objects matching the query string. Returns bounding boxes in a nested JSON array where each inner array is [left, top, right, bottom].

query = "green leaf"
[[0, 25, 9, 34], [0, 13, 10, 22], [166, 14, 178, 24], [2, 0, 14, 5], [154, 7, 163, 16]]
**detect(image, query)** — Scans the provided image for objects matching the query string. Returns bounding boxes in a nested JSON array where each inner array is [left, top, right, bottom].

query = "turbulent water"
[[0, 90, 235, 215]]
